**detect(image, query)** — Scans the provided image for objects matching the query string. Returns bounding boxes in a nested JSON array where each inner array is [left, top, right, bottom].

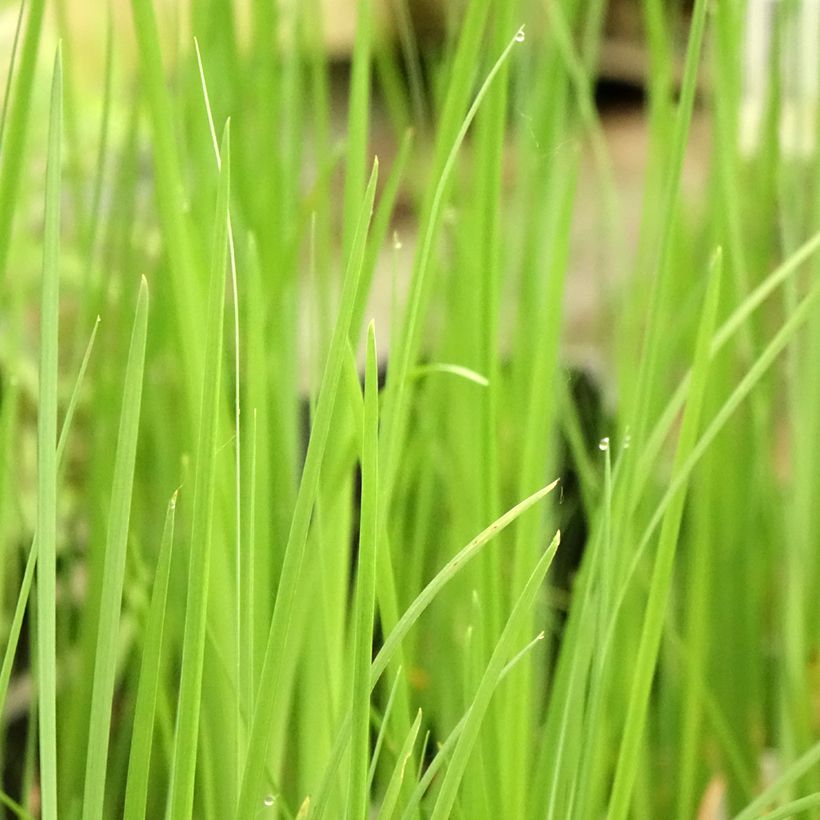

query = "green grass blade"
[[0, 789, 32, 820], [625, 0, 709, 441], [307, 479, 558, 818], [371, 480, 559, 687], [123, 492, 178, 820], [81, 276, 150, 820], [235, 159, 378, 819], [0, 0, 27, 149], [607, 250, 722, 820], [129, 0, 203, 413], [408, 363, 489, 387], [734, 741, 820, 820], [342, 0, 373, 259], [399, 632, 545, 820], [351, 127, 414, 342], [429, 530, 561, 820], [637, 230, 820, 503], [347, 322, 380, 820], [375, 709, 422, 820], [756, 793, 820, 820], [35, 45, 62, 820], [0, 316, 99, 720], [167, 121, 231, 820], [606, 264, 820, 664], [367, 667, 404, 793], [380, 24, 522, 498], [0, 0, 45, 283]]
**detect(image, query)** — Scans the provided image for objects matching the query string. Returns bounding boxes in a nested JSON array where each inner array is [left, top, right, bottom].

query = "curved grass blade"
[[35, 45, 62, 820], [308, 481, 559, 819], [347, 323, 380, 820], [757, 792, 820, 820], [123, 492, 178, 820], [636, 229, 820, 510], [734, 741, 820, 820], [0, 789, 32, 820], [408, 363, 489, 388], [166, 122, 231, 820], [399, 632, 545, 820], [371, 480, 559, 687], [81, 276, 150, 820], [429, 530, 560, 820], [605, 257, 820, 665]]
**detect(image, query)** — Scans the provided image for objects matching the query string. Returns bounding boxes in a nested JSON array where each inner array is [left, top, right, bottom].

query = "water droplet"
[[623, 434, 632, 450], [263, 795, 275, 807], [598, 437, 610, 451], [515, 26, 526, 43], [392, 230, 403, 250]]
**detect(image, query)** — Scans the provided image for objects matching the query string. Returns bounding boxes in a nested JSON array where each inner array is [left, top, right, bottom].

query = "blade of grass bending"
[[637, 229, 820, 506], [0, 789, 31, 820], [0, 317, 100, 719], [734, 741, 820, 820], [376, 710, 422, 820], [167, 122, 231, 820], [35, 46, 62, 820], [236, 160, 379, 819], [371, 480, 560, 687], [123, 492, 178, 820], [81, 276, 150, 820], [0, 0, 45, 283], [408, 364, 489, 387], [429, 530, 560, 820], [757, 793, 820, 819], [607, 251, 722, 820], [605, 265, 820, 666], [399, 632, 545, 820], [309, 483, 557, 819], [348, 323, 380, 820]]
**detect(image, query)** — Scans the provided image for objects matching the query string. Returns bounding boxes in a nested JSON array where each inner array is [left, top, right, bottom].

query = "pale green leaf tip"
[[220, 118, 231, 156]]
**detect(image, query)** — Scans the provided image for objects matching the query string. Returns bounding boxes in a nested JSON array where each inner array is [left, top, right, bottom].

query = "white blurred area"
[[742, 0, 820, 158]]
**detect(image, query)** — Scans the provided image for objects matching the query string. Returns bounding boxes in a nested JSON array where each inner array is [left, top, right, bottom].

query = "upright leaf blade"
[[82, 276, 150, 820], [167, 122, 231, 820], [36, 45, 62, 820], [123, 492, 178, 820], [236, 159, 379, 820], [347, 322, 380, 820]]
